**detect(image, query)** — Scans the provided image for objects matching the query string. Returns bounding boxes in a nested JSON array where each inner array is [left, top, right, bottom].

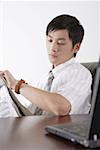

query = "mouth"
[[49, 54, 58, 58]]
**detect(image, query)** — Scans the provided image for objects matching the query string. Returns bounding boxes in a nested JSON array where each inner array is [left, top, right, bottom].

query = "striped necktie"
[[34, 70, 54, 115]]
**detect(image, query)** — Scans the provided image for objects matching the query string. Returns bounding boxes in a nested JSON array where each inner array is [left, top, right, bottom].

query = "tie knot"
[[48, 70, 54, 80]]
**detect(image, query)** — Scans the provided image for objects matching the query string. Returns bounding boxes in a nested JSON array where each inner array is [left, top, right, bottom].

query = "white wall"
[[0, 0, 100, 85]]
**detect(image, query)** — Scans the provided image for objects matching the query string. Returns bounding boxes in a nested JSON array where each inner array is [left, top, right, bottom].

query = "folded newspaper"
[[0, 78, 18, 117], [0, 78, 33, 117]]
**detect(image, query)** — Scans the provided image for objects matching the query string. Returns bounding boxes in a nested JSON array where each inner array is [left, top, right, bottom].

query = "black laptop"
[[45, 60, 100, 148]]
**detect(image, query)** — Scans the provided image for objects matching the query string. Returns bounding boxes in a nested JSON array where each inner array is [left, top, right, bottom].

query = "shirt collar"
[[51, 57, 76, 78]]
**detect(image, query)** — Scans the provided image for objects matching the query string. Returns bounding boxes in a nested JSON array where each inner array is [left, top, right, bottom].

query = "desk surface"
[[0, 115, 89, 150]]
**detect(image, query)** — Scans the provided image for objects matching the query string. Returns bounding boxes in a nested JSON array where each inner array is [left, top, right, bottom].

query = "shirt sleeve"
[[54, 69, 92, 114]]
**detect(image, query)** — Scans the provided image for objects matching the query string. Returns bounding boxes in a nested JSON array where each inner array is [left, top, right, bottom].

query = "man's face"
[[46, 29, 80, 67]]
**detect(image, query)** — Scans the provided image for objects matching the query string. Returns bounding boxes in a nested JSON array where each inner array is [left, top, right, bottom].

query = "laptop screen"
[[88, 61, 100, 140]]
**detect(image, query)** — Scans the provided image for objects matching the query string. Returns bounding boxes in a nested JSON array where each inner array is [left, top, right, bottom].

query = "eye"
[[57, 40, 66, 45], [48, 39, 53, 43]]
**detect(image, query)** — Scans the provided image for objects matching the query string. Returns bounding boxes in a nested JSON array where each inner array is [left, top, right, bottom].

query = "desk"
[[0, 115, 89, 150]]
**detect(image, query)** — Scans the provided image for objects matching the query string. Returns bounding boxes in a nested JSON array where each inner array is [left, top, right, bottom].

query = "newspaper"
[[0, 78, 18, 117]]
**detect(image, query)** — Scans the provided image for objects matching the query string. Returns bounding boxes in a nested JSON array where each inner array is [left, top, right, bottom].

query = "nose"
[[50, 42, 59, 52]]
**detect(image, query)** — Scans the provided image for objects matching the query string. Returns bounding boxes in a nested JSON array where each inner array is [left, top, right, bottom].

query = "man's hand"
[[0, 70, 18, 90]]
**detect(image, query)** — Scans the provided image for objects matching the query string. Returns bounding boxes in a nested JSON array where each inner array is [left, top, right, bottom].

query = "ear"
[[73, 43, 81, 53]]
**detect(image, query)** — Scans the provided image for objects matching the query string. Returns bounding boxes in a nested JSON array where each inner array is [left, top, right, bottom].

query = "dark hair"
[[46, 14, 84, 57]]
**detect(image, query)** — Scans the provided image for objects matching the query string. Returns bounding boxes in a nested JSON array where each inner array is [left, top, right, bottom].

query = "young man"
[[0, 14, 92, 116]]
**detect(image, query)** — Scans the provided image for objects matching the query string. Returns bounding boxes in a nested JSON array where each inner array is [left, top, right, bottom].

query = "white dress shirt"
[[37, 57, 92, 114]]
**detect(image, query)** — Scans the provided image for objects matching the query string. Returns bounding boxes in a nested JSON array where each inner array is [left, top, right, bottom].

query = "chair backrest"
[[81, 62, 98, 104], [81, 62, 98, 78]]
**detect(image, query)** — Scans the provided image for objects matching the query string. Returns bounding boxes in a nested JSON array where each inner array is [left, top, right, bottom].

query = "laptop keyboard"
[[62, 120, 88, 138]]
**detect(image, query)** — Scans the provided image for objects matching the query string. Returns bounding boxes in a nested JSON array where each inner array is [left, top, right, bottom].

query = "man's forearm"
[[20, 84, 71, 116]]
